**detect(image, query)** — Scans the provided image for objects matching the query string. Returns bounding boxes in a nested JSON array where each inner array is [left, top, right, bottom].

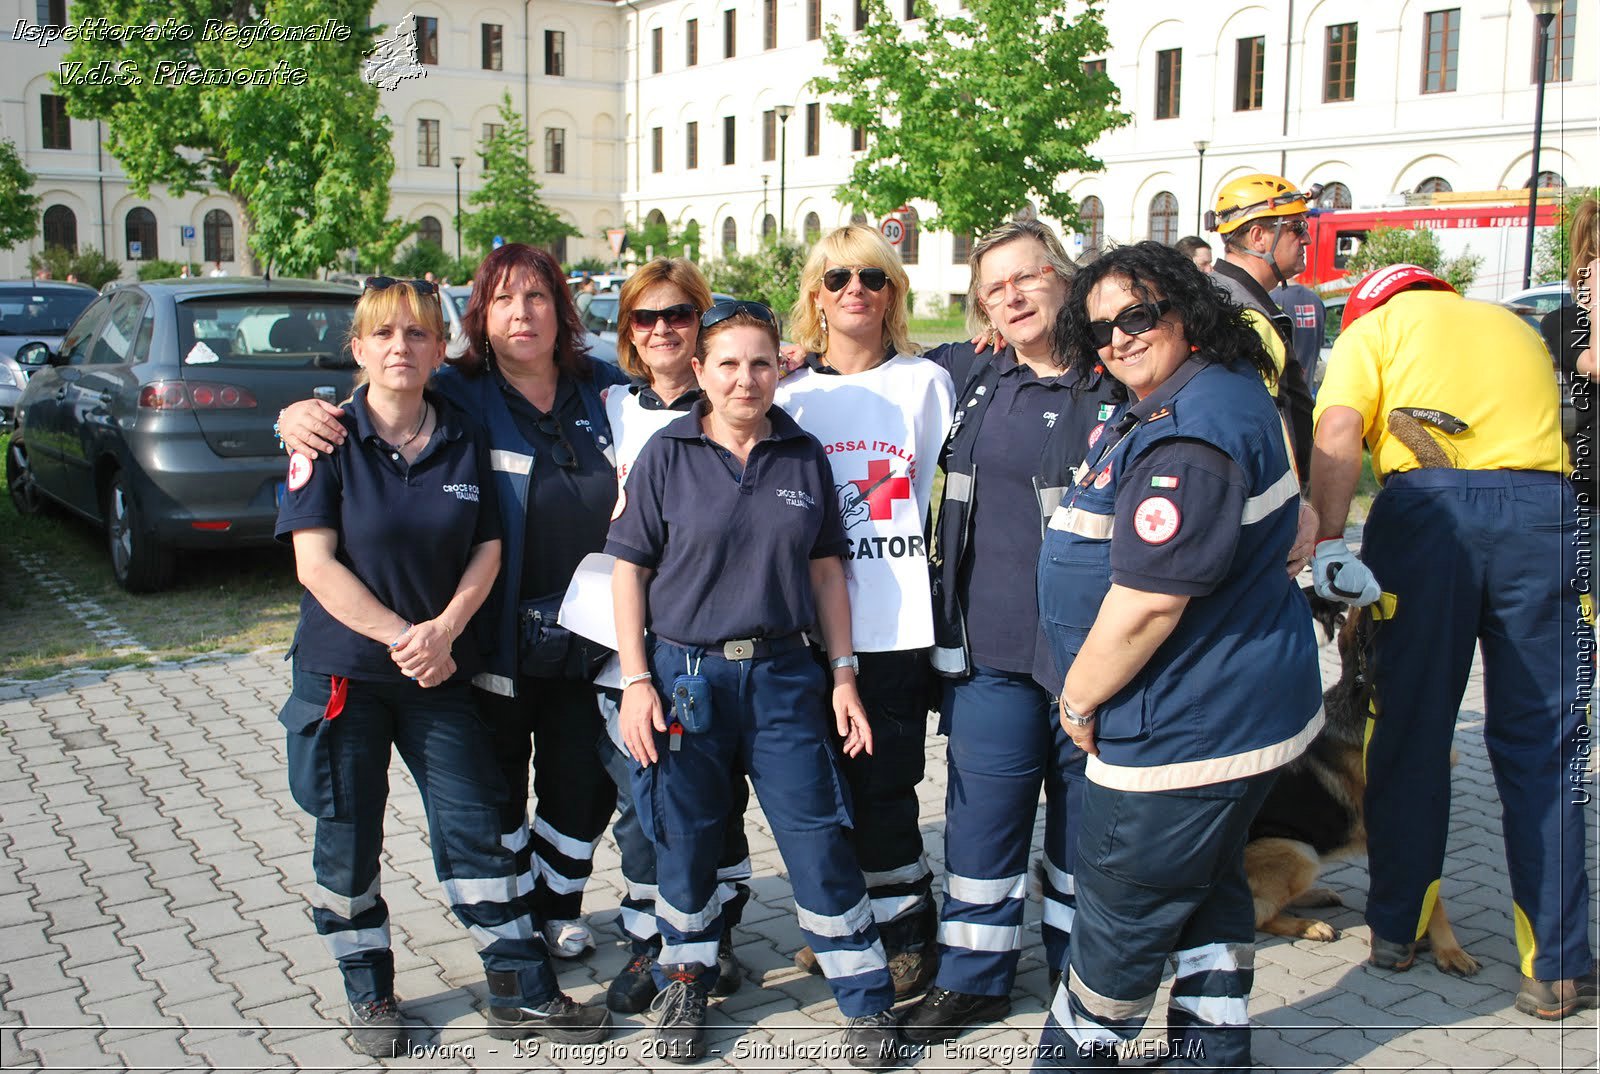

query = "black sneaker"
[[648, 966, 709, 1063], [487, 992, 613, 1044], [608, 951, 661, 1014], [899, 987, 1011, 1045], [846, 1010, 907, 1071], [348, 996, 406, 1057], [712, 933, 744, 996]]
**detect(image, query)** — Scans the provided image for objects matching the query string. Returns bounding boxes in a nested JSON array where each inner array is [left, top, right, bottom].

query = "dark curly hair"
[[453, 244, 593, 380], [1054, 241, 1276, 390]]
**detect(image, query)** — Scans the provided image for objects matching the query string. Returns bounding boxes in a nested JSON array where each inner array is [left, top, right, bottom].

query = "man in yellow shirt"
[[1309, 263, 1593, 1019]]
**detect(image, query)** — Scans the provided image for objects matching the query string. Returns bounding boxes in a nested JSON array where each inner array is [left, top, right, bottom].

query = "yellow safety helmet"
[[1206, 174, 1322, 235]]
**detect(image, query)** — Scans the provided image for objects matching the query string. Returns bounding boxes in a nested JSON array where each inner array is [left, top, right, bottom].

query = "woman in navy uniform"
[[608, 302, 902, 1067], [1034, 242, 1321, 1071], [275, 278, 609, 1054], [276, 246, 623, 1029]]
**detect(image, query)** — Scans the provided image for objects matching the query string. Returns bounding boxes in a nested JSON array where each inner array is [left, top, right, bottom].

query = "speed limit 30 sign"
[[880, 217, 905, 245]]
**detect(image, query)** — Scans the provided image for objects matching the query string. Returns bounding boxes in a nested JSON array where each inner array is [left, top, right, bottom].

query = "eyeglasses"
[[1088, 299, 1174, 349], [822, 267, 890, 293], [977, 265, 1055, 308], [535, 414, 578, 470], [701, 300, 778, 330], [629, 303, 698, 331], [364, 276, 439, 298], [1282, 219, 1310, 240]]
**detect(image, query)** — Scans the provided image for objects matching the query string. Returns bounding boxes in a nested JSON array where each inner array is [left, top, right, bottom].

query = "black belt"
[[656, 631, 808, 661]]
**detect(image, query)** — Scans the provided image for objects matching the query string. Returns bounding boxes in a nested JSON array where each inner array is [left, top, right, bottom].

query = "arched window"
[[1319, 182, 1353, 209], [803, 212, 821, 244], [1415, 176, 1452, 195], [721, 216, 737, 255], [203, 209, 234, 263], [417, 215, 443, 247], [682, 219, 702, 259], [42, 204, 77, 254], [898, 206, 919, 265], [850, 210, 868, 227], [1527, 170, 1565, 190], [951, 231, 973, 264], [548, 235, 568, 264], [646, 208, 668, 228], [1148, 192, 1178, 245], [1079, 196, 1105, 253], [762, 214, 777, 242], [124, 207, 157, 261]]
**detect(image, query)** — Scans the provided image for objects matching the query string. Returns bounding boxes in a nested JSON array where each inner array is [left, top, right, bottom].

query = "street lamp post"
[[1194, 140, 1210, 234], [451, 156, 465, 262], [1523, 0, 1559, 290], [775, 104, 794, 235], [761, 173, 770, 223]]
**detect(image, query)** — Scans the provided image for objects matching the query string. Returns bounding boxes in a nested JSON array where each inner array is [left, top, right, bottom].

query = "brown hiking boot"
[[1515, 972, 1599, 1020]]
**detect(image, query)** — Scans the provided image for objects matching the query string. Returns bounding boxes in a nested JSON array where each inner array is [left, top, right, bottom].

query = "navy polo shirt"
[[275, 387, 501, 683], [958, 354, 1086, 675], [1112, 439, 1247, 596], [636, 382, 703, 410], [605, 402, 849, 647]]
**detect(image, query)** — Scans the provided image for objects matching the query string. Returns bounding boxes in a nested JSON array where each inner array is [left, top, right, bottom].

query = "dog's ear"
[[1302, 586, 1347, 644]]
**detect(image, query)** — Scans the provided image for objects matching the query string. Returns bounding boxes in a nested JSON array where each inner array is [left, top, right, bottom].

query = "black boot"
[[846, 1009, 907, 1071], [712, 932, 744, 996], [485, 969, 612, 1044], [648, 964, 710, 1063], [347, 996, 406, 1057], [607, 950, 661, 1014], [899, 986, 1011, 1045]]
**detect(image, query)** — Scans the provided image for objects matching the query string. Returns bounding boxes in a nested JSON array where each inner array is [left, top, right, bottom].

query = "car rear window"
[[177, 297, 357, 368], [0, 288, 97, 336]]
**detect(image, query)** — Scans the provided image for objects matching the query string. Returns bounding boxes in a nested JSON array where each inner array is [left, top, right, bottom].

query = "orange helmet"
[[1206, 174, 1322, 235], [1341, 264, 1456, 330]]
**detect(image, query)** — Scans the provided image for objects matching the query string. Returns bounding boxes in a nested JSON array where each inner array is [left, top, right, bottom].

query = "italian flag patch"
[[1150, 475, 1180, 489]]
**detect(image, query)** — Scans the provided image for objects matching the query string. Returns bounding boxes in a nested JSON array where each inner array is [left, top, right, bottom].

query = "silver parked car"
[[7, 278, 360, 591], [0, 281, 100, 429]]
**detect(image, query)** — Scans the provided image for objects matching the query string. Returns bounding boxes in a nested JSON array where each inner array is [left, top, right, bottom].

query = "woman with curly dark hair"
[[1033, 242, 1320, 1072]]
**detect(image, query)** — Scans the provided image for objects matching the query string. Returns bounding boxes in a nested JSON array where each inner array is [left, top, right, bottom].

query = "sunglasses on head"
[[534, 414, 578, 470], [1089, 299, 1174, 349], [701, 300, 778, 330], [364, 276, 439, 298], [822, 266, 890, 293], [629, 303, 698, 331]]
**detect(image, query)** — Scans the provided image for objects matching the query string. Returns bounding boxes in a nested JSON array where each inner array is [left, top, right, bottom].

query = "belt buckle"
[[723, 638, 754, 660]]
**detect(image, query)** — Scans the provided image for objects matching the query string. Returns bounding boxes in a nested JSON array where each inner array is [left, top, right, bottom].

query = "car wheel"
[[7, 439, 42, 516], [104, 469, 174, 593]]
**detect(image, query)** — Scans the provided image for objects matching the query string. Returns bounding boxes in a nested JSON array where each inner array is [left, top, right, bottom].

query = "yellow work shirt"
[[1241, 307, 1287, 397], [1314, 290, 1566, 482]]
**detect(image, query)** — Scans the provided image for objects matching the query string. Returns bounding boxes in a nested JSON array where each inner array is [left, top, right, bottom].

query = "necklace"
[[395, 402, 429, 451]]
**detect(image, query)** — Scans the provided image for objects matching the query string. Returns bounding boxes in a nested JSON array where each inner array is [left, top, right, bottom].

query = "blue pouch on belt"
[[670, 654, 712, 734]]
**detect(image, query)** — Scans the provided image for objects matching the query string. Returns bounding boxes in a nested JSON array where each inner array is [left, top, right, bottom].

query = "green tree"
[[622, 217, 701, 261], [704, 237, 808, 325], [1535, 186, 1599, 285], [0, 139, 41, 252], [137, 259, 203, 281], [28, 248, 123, 289], [55, 0, 396, 276], [462, 93, 577, 256], [1346, 226, 1483, 295], [391, 240, 451, 280], [810, 0, 1126, 236]]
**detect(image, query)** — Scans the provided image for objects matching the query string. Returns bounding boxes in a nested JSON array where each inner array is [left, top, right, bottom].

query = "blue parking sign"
[[180, 225, 195, 244], [493, 235, 505, 249]]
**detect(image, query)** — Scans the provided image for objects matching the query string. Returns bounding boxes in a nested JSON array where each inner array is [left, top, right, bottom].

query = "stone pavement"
[[0, 634, 1594, 1073]]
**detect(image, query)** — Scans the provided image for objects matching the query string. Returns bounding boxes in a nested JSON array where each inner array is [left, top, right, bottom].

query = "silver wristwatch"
[[1061, 699, 1095, 727], [829, 654, 860, 674]]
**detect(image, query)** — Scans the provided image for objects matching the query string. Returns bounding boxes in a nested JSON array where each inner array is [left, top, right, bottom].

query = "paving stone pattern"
[[0, 638, 1594, 1072]]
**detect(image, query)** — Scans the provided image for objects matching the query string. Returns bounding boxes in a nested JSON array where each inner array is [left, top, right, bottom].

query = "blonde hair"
[[348, 282, 446, 387], [965, 219, 1076, 337], [789, 225, 919, 357], [616, 258, 715, 381], [1569, 195, 1599, 292]]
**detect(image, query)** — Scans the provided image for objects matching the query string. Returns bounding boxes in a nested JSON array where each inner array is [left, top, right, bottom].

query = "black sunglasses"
[[1088, 299, 1174, 349], [630, 303, 698, 331], [364, 276, 439, 298], [701, 300, 778, 330], [822, 266, 890, 293], [535, 414, 578, 470]]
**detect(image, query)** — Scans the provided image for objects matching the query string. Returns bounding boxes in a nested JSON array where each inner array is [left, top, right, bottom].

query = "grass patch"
[[909, 313, 969, 344], [1, 432, 301, 679]]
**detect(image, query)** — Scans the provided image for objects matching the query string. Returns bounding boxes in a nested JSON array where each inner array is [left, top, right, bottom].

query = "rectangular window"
[[483, 122, 504, 145], [724, 8, 736, 57], [1421, 9, 1459, 93], [544, 128, 566, 174], [686, 18, 698, 66], [686, 121, 699, 169], [764, 0, 777, 49], [418, 118, 440, 167], [905, 0, 918, 19], [652, 26, 663, 73], [855, 0, 867, 31], [762, 110, 776, 161], [651, 127, 663, 173], [1155, 48, 1181, 119], [1536, 0, 1576, 82], [1083, 58, 1106, 79], [723, 116, 736, 165], [416, 16, 438, 65], [482, 23, 503, 71], [805, 103, 820, 156], [1324, 23, 1358, 102], [851, 123, 866, 152], [37, 0, 65, 28], [545, 30, 566, 76], [1234, 36, 1265, 111], [807, 0, 821, 40], [40, 94, 70, 150]]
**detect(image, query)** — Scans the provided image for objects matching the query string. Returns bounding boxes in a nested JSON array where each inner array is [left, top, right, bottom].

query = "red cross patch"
[[1087, 422, 1105, 448], [1094, 461, 1113, 489], [286, 452, 314, 492], [1133, 496, 1180, 544]]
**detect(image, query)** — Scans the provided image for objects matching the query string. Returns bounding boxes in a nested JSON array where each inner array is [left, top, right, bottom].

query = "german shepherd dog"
[[1243, 593, 1481, 976]]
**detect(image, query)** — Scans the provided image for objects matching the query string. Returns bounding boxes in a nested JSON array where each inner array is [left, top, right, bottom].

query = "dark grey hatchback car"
[[7, 278, 360, 591]]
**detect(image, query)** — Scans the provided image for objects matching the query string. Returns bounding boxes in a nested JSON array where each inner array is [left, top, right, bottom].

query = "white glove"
[[1311, 539, 1380, 606]]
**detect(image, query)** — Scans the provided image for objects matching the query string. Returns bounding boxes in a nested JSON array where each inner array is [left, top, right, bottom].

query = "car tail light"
[[138, 380, 258, 410], [190, 521, 232, 531]]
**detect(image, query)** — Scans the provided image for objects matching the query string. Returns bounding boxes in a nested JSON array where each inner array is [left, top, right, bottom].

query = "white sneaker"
[[542, 918, 595, 959]]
